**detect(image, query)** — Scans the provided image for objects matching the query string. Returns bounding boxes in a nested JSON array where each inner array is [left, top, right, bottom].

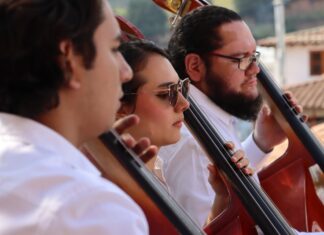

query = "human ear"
[[184, 53, 206, 82], [58, 40, 81, 89]]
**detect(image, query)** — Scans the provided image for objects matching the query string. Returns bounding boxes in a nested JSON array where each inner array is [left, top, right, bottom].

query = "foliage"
[[213, 0, 236, 10], [127, 0, 168, 42]]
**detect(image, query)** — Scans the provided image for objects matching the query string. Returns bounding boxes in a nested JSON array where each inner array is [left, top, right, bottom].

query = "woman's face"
[[127, 54, 189, 147]]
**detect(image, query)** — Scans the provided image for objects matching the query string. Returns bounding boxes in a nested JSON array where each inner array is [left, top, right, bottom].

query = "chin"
[[244, 89, 259, 100], [162, 135, 180, 147]]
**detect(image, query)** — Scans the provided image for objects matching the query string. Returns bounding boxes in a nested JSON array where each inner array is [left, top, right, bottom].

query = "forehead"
[[100, 1, 121, 42], [138, 54, 179, 89], [217, 21, 256, 53]]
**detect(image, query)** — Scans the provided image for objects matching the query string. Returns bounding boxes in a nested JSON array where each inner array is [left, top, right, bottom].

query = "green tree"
[[128, 0, 168, 42], [233, 0, 274, 39], [213, 0, 236, 10]]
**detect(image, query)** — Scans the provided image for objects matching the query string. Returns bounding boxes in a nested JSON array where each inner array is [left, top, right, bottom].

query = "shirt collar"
[[189, 85, 236, 127], [0, 112, 100, 176]]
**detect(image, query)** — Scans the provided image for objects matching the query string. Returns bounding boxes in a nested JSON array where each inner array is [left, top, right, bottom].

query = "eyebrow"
[[157, 81, 178, 88]]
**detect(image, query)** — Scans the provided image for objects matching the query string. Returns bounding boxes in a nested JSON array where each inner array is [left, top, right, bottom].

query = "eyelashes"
[[155, 92, 169, 100]]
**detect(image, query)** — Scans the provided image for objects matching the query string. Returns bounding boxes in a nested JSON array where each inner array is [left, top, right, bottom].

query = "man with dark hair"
[[158, 5, 301, 227], [0, 0, 152, 234]]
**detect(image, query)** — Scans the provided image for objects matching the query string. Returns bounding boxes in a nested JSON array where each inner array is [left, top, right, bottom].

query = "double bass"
[[152, 0, 324, 233]]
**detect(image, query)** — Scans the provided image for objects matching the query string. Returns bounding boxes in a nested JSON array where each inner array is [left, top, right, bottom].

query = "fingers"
[[284, 91, 308, 122], [207, 163, 218, 177], [120, 133, 136, 148], [114, 115, 158, 163], [224, 141, 234, 150], [284, 91, 297, 106], [120, 134, 158, 163], [260, 105, 271, 118], [132, 137, 150, 154], [242, 167, 254, 175], [231, 150, 245, 166], [294, 105, 303, 114], [207, 164, 226, 195], [140, 145, 158, 163], [231, 150, 254, 175], [284, 91, 301, 112], [301, 114, 308, 122], [113, 114, 139, 134], [132, 137, 158, 163]]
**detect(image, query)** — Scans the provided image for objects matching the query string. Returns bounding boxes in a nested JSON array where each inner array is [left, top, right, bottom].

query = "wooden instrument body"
[[257, 80, 324, 232]]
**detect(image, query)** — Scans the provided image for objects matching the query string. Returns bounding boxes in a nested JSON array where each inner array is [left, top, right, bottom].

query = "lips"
[[244, 77, 257, 86], [173, 119, 184, 128]]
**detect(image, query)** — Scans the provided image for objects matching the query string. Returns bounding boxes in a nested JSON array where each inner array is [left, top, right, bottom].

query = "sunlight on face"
[[127, 54, 189, 147]]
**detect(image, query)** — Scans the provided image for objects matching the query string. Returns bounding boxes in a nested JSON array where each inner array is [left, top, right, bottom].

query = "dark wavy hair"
[[168, 5, 242, 79], [0, 0, 104, 118], [119, 39, 169, 108]]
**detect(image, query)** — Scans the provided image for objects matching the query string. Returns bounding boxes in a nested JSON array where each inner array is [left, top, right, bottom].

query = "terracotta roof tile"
[[258, 26, 324, 47], [284, 78, 324, 110]]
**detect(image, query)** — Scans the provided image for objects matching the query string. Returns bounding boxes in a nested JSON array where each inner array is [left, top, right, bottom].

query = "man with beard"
[[157, 5, 302, 227]]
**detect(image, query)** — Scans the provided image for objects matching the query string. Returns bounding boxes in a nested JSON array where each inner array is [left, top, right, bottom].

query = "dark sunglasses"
[[124, 77, 190, 107], [158, 77, 190, 106]]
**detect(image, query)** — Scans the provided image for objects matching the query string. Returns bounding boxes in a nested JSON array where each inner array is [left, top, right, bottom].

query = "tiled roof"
[[258, 26, 324, 47], [284, 78, 324, 110]]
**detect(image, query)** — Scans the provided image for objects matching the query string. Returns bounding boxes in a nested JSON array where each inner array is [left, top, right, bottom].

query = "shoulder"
[[0, 144, 148, 235], [50, 178, 148, 235]]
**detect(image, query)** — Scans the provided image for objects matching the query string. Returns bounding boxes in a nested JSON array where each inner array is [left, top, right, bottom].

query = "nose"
[[245, 60, 260, 76], [175, 92, 190, 112], [119, 53, 133, 83]]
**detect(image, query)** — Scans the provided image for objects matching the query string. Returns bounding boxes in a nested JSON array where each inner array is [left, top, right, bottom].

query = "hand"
[[207, 142, 253, 196], [113, 114, 158, 163], [253, 91, 306, 152], [206, 142, 253, 224]]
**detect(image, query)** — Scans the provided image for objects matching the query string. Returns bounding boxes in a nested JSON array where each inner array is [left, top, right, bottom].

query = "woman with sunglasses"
[[117, 39, 253, 226]]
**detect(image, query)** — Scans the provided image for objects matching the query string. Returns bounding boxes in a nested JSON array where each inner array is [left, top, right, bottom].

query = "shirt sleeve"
[[159, 135, 215, 227], [48, 182, 149, 235], [242, 133, 267, 171]]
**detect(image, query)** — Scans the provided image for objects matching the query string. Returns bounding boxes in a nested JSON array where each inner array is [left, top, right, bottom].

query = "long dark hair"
[[119, 39, 169, 108]]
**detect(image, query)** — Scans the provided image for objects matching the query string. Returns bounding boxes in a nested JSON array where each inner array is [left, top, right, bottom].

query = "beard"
[[205, 69, 263, 121]]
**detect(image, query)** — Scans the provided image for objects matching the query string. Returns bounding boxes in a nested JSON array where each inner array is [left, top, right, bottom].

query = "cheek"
[[135, 97, 164, 124], [225, 70, 244, 90]]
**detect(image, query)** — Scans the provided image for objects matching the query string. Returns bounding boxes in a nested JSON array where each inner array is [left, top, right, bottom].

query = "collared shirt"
[[0, 113, 148, 235], [157, 85, 266, 226]]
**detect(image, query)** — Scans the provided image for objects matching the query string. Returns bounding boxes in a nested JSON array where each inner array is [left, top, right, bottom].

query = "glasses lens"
[[169, 83, 178, 106], [239, 57, 251, 70], [239, 52, 260, 70], [168, 78, 190, 106], [181, 78, 190, 98]]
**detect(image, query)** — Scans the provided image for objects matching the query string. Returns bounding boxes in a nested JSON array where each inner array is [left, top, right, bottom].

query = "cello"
[[151, 0, 324, 233]]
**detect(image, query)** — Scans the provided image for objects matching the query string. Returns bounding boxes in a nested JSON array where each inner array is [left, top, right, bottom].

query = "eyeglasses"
[[124, 77, 190, 107], [209, 51, 260, 71]]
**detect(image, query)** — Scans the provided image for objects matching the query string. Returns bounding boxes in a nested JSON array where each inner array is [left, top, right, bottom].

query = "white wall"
[[284, 47, 309, 85], [260, 45, 324, 86]]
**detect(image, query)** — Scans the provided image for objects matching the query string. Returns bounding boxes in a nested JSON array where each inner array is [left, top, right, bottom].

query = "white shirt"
[[157, 85, 265, 227], [0, 113, 148, 235]]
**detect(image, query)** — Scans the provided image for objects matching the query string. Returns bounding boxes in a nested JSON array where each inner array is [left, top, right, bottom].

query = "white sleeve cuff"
[[242, 133, 267, 170]]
